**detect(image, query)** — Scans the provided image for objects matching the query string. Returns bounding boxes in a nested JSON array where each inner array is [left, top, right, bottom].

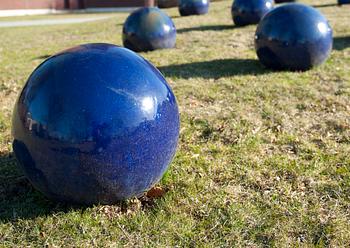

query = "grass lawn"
[[1, 0, 350, 246], [0, 12, 121, 22]]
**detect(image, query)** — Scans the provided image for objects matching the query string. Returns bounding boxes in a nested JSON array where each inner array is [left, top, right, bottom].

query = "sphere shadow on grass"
[[33, 54, 51, 60], [0, 152, 75, 222], [0, 152, 167, 223], [0, 151, 161, 222], [333, 36, 350, 50], [312, 3, 338, 8], [157, 58, 271, 79], [169, 15, 183, 19], [176, 24, 237, 33]]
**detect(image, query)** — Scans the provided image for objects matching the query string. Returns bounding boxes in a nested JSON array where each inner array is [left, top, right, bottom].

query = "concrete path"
[[0, 16, 112, 28]]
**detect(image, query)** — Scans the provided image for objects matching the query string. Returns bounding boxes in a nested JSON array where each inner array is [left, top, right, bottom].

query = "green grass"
[[1, 0, 350, 246], [0, 12, 119, 21]]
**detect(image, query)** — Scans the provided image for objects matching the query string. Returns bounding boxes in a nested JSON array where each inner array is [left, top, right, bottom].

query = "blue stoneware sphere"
[[338, 0, 350, 5], [12, 43, 180, 205], [275, 0, 295, 3], [231, 0, 274, 26], [123, 7, 176, 52], [255, 3, 333, 71], [179, 0, 209, 16]]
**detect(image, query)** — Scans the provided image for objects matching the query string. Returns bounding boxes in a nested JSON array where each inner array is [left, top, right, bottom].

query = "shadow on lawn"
[[34, 54, 51, 60], [0, 152, 84, 222], [333, 36, 350, 51], [177, 24, 236, 34], [312, 3, 338, 8], [0, 153, 154, 222], [170, 15, 183, 19], [158, 58, 269, 79]]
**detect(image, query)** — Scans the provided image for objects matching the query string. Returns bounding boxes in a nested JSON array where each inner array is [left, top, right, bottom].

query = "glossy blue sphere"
[[275, 0, 295, 3], [179, 0, 209, 16], [123, 7, 176, 52], [255, 3, 333, 71], [12, 43, 180, 205], [231, 0, 274, 26], [338, 0, 350, 5]]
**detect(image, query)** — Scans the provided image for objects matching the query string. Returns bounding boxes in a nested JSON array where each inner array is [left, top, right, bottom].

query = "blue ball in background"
[[123, 7, 176, 52], [179, 0, 210, 16], [275, 0, 295, 3], [12, 43, 180, 205], [255, 3, 333, 71], [231, 0, 274, 26], [338, 0, 350, 5]]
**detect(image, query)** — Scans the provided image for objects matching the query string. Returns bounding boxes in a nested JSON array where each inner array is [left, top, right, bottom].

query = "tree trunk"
[[144, 0, 156, 7]]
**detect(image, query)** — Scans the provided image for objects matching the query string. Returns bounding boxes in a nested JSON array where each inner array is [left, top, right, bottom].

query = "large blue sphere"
[[255, 3, 333, 71], [12, 43, 180, 204], [178, 0, 209, 16], [123, 7, 176, 52], [231, 0, 274, 26]]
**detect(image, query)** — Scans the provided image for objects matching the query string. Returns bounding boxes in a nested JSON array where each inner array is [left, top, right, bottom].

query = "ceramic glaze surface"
[[255, 3, 333, 71], [12, 43, 180, 204], [179, 0, 209, 16], [338, 0, 350, 4], [275, 0, 295, 3], [123, 7, 176, 52], [231, 0, 274, 26]]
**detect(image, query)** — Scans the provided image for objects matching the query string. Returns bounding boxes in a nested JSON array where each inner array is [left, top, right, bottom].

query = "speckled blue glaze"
[[12, 43, 180, 205], [338, 0, 350, 5], [255, 3, 333, 71], [231, 0, 274, 26], [178, 0, 209, 16], [123, 7, 176, 52], [275, 0, 295, 3]]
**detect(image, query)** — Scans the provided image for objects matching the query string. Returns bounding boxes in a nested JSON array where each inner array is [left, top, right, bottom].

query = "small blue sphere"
[[179, 0, 209, 16], [255, 3, 333, 71], [275, 0, 295, 3], [338, 0, 350, 5], [12, 43, 180, 204], [123, 7, 176, 52], [231, 0, 274, 26]]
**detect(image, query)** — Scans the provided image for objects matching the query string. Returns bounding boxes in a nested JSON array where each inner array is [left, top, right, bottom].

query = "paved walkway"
[[0, 16, 111, 28]]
